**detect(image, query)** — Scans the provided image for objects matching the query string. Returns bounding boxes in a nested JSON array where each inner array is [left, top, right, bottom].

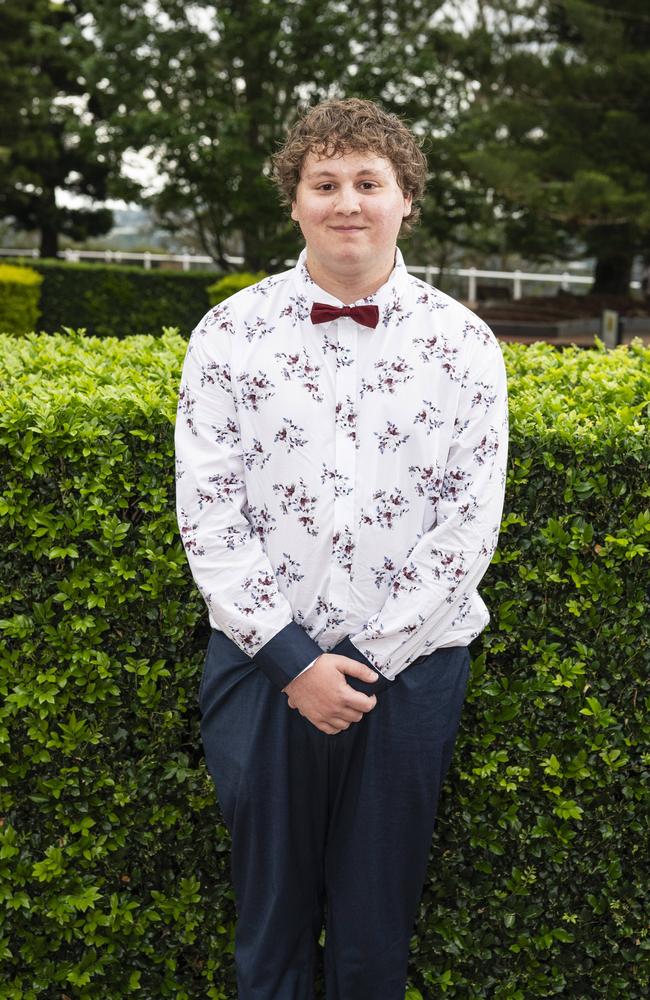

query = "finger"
[[337, 658, 380, 683], [318, 722, 342, 735], [341, 688, 378, 713], [332, 707, 364, 724]]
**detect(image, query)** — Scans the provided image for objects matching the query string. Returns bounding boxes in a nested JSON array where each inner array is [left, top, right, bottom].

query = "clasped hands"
[[282, 653, 378, 735]]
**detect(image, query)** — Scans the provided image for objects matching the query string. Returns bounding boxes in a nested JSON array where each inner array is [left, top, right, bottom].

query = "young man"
[[175, 98, 508, 999]]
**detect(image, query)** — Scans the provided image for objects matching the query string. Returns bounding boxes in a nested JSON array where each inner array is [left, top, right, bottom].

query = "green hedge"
[[3, 259, 216, 338], [0, 331, 648, 999], [0, 264, 42, 334], [207, 271, 266, 306]]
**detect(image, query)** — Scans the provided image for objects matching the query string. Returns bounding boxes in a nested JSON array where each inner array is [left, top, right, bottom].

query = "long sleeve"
[[176, 258, 508, 689], [175, 314, 323, 690], [349, 330, 509, 680]]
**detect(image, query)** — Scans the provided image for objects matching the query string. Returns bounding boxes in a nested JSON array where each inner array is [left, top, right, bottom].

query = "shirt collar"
[[293, 246, 409, 311]]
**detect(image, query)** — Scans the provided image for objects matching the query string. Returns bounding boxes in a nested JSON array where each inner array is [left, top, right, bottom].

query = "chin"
[[332, 245, 366, 262]]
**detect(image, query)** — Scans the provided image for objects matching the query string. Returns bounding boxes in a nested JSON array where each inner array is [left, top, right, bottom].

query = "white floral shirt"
[[175, 248, 508, 684]]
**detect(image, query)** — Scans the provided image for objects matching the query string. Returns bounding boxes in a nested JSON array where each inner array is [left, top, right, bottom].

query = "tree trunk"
[[436, 243, 450, 293], [591, 252, 634, 296], [242, 231, 265, 273], [590, 227, 635, 296], [39, 223, 59, 258], [39, 187, 60, 258]]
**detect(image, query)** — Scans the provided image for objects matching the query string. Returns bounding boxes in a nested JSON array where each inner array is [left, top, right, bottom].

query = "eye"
[[317, 183, 335, 191], [359, 181, 378, 190]]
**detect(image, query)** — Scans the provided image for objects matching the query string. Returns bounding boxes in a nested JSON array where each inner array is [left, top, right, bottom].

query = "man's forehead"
[[301, 150, 395, 178]]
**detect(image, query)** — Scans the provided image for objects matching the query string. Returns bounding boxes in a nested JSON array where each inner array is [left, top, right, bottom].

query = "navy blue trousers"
[[199, 630, 470, 1000]]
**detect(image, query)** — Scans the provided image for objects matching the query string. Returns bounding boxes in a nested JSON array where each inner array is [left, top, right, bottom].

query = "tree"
[[0, 0, 136, 257], [0, 0, 498, 271], [349, 3, 508, 275], [456, 0, 650, 294], [81, 0, 365, 270], [86, 0, 476, 272]]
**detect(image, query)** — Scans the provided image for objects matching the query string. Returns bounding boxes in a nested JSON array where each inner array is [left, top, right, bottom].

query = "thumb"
[[337, 656, 379, 683]]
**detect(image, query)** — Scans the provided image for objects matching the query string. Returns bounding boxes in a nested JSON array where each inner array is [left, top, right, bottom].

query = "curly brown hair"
[[271, 98, 427, 234]]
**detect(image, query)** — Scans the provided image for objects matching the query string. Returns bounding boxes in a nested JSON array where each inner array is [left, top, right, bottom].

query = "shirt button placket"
[[329, 317, 358, 628]]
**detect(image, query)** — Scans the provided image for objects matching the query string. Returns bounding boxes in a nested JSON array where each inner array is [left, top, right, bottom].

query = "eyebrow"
[[305, 168, 387, 180]]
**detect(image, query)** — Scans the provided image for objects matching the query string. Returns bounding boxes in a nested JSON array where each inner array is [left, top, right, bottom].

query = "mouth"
[[330, 226, 366, 232]]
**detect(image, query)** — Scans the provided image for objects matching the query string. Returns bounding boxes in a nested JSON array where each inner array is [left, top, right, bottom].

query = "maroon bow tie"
[[310, 302, 379, 329]]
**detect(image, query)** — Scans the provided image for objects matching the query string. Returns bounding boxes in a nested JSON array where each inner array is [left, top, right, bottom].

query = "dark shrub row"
[[2, 259, 216, 337]]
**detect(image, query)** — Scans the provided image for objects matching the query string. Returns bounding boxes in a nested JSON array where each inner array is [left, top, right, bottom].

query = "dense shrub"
[[3, 259, 216, 337], [0, 264, 42, 334], [206, 271, 266, 306], [0, 331, 648, 999]]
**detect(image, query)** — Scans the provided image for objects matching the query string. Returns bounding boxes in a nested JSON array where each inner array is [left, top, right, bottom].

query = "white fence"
[[1, 246, 641, 301]]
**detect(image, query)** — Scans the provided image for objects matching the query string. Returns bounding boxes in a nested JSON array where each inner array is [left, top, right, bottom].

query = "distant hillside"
[[97, 207, 189, 252], [0, 207, 193, 255]]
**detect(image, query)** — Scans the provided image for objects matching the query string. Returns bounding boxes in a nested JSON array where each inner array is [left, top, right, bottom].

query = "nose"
[[334, 185, 361, 215]]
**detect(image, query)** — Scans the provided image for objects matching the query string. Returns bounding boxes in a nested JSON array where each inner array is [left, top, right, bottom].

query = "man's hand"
[[282, 654, 379, 734]]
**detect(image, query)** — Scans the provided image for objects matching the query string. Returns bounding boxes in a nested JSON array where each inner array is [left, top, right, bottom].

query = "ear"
[[403, 192, 413, 218], [291, 200, 299, 222]]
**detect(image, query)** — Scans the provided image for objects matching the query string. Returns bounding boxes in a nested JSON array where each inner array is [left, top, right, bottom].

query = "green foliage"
[[0, 264, 41, 334], [81, 0, 466, 271], [3, 259, 214, 338], [0, 264, 40, 287], [0, 0, 137, 256], [0, 332, 648, 998], [3, 0, 648, 284], [459, 0, 650, 292], [207, 272, 266, 306], [0, 329, 234, 999]]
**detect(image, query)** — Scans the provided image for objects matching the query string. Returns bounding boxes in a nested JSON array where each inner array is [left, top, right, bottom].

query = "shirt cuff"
[[295, 656, 319, 678], [330, 635, 392, 694], [253, 621, 323, 691]]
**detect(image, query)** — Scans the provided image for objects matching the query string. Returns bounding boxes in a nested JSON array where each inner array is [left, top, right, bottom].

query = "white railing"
[[0, 246, 640, 300]]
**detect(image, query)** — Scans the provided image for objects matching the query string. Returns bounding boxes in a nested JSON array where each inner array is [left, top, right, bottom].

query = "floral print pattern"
[[175, 247, 508, 676], [275, 349, 323, 402], [274, 417, 308, 453]]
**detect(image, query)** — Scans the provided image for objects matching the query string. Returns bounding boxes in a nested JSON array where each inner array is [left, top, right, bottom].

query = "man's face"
[[291, 149, 412, 289]]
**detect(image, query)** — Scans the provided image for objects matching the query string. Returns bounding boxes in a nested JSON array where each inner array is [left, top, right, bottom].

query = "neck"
[[305, 249, 397, 304]]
